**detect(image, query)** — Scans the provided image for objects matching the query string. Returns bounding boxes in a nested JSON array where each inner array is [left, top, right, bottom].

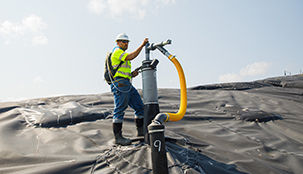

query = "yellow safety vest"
[[111, 48, 132, 79]]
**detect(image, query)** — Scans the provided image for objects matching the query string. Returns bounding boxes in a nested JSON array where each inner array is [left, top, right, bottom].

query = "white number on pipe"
[[154, 140, 161, 152]]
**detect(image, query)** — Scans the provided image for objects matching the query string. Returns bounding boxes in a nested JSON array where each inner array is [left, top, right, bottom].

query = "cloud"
[[157, 0, 176, 5], [0, 76, 48, 103], [218, 62, 272, 83], [218, 73, 242, 83], [239, 62, 271, 77], [32, 35, 48, 46], [87, 0, 107, 14], [87, 0, 175, 20], [0, 14, 48, 45], [33, 76, 47, 86], [5, 40, 11, 45], [20, 76, 48, 90], [21, 14, 47, 33]]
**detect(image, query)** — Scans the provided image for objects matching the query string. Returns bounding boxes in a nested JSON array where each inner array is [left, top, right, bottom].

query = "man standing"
[[110, 33, 148, 146]]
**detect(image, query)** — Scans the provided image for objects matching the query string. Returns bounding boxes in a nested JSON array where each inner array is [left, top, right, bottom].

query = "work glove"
[[131, 70, 139, 78]]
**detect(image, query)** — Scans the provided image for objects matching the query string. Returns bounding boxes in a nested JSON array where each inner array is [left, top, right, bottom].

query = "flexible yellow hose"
[[164, 55, 187, 122]]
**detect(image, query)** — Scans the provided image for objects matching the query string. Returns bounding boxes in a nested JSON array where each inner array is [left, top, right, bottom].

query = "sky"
[[1, 0, 302, 102]]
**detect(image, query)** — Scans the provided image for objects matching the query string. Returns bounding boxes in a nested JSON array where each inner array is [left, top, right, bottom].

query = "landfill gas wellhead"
[[140, 39, 187, 174]]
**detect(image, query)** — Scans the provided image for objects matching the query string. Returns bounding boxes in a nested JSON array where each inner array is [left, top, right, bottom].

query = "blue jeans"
[[111, 78, 144, 123]]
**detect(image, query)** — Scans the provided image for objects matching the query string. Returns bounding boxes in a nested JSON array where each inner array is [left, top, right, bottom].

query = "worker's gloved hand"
[[131, 70, 139, 78]]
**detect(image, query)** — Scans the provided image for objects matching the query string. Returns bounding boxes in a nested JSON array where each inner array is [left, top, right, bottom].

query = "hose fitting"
[[153, 113, 170, 125]]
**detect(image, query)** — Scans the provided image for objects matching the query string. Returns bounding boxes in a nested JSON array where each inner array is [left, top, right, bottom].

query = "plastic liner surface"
[[19, 101, 112, 128], [1, 75, 303, 174]]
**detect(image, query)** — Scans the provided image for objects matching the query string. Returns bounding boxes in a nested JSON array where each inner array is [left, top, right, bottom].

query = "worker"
[[110, 33, 148, 146]]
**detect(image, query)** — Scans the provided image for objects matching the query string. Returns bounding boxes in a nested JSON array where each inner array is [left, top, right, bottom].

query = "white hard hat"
[[115, 33, 130, 42]]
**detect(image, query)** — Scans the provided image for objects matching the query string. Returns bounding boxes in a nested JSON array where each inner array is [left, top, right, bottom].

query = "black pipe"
[[148, 122, 168, 174], [144, 104, 160, 144]]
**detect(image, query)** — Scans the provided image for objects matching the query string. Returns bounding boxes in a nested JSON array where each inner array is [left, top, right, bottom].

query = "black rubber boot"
[[135, 118, 144, 137], [113, 123, 132, 146]]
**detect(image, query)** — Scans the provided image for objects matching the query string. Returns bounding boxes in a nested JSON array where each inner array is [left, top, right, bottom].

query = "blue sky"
[[1, 0, 302, 102]]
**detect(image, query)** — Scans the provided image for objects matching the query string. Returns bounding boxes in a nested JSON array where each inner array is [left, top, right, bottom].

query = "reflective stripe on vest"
[[116, 70, 131, 77], [113, 63, 131, 69], [119, 52, 126, 60]]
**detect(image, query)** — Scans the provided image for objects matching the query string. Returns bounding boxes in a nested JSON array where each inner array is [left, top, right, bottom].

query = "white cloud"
[[218, 62, 272, 83], [87, 0, 106, 14], [218, 73, 242, 83], [0, 14, 48, 45], [20, 76, 48, 89], [5, 40, 11, 45], [107, 0, 147, 20], [156, 0, 176, 5], [22, 14, 47, 33], [0, 76, 48, 103], [87, 0, 175, 20], [33, 76, 47, 86], [239, 62, 271, 77], [0, 20, 29, 38], [32, 35, 48, 46]]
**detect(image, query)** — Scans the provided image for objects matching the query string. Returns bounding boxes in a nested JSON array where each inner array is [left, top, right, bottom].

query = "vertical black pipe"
[[148, 122, 168, 174], [143, 104, 160, 144]]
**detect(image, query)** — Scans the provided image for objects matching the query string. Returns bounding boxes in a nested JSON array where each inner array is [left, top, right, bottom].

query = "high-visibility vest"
[[111, 47, 132, 79]]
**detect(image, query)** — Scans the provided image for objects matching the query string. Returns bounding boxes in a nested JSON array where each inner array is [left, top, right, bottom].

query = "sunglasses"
[[120, 40, 129, 43]]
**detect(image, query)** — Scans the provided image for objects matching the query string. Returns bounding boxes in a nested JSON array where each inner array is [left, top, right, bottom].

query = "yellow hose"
[[164, 55, 187, 122]]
